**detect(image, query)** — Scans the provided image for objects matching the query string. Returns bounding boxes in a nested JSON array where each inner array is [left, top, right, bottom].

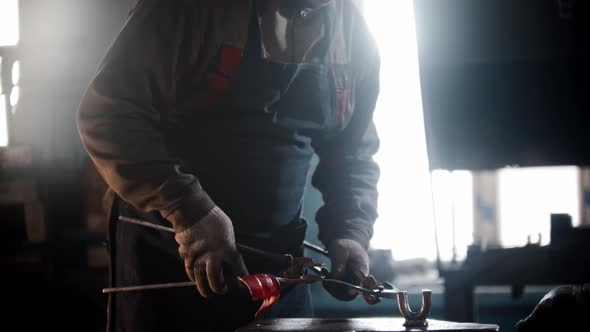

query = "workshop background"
[[1, 1, 588, 331]]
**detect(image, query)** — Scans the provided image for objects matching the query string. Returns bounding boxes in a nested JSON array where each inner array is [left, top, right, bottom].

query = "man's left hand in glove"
[[323, 238, 380, 305]]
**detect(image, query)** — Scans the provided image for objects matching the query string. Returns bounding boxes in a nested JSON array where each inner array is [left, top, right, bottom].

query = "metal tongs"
[[106, 216, 432, 327], [276, 245, 432, 328]]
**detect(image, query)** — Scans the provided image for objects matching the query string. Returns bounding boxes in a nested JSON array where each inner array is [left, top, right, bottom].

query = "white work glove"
[[324, 239, 379, 305], [174, 206, 248, 298]]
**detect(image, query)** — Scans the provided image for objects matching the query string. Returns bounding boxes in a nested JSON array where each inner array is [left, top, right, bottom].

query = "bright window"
[[0, 0, 20, 47], [10, 61, 21, 112], [12, 60, 20, 85], [10, 85, 20, 108], [431, 170, 473, 262], [0, 95, 8, 147], [0, 56, 6, 147], [499, 167, 579, 247], [1, 0, 19, 147], [0, 56, 3, 95]]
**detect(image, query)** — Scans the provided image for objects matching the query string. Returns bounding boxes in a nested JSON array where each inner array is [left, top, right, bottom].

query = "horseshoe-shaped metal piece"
[[396, 289, 432, 328]]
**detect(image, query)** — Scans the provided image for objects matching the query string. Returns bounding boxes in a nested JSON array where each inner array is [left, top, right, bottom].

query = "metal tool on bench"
[[109, 216, 432, 327], [301, 255, 432, 328]]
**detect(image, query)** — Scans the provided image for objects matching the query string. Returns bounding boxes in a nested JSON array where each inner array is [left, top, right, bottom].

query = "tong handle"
[[237, 243, 293, 270], [118, 216, 294, 269]]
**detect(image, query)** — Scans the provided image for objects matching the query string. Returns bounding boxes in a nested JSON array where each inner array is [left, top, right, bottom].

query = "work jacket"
[[77, 0, 380, 250]]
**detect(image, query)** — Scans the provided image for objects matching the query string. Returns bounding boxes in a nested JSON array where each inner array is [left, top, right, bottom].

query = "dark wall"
[[415, 0, 590, 170], [3, 3, 135, 331]]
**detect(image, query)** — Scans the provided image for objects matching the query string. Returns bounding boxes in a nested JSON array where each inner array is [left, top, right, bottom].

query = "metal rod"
[[321, 278, 399, 299], [117, 216, 292, 263], [118, 216, 174, 233], [303, 241, 329, 256], [118, 216, 330, 258], [104, 277, 321, 294], [103, 281, 195, 294], [119, 217, 330, 258], [102, 277, 388, 297]]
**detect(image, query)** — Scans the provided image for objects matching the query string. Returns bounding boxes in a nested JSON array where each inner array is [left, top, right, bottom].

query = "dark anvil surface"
[[238, 318, 499, 331]]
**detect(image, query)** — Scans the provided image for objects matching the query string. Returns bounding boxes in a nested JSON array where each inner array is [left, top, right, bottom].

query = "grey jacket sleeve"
[[77, 0, 214, 230], [312, 52, 381, 251]]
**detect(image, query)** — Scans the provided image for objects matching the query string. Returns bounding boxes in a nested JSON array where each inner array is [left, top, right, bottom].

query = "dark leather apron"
[[107, 4, 340, 331]]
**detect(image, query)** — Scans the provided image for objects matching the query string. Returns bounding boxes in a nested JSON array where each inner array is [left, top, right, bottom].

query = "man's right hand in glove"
[[323, 238, 380, 305], [172, 206, 248, 298]]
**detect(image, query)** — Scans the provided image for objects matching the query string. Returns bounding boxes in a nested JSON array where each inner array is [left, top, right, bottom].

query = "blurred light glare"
[[0, 95, 8, 146], [0, 0, 20, 46], [12, 61, 20, 85], [364, 1, 475, 262], [0, 57, 3, 95], [10, 86, 20, 108], [364, 0, 439, 260]]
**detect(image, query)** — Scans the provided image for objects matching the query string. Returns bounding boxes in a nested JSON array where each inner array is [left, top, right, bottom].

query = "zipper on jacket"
[[290, 7, 311, 63]]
